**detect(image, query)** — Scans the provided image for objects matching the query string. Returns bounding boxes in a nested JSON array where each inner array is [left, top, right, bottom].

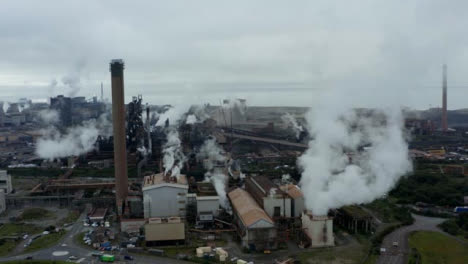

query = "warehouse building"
[[228, 188, 277, 251], [142, 173, 188, 218], [245, 176, 291, 218]]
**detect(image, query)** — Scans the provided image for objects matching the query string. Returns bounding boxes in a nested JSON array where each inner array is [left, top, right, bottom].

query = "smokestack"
[[101, 82, 104, 102], [442, 64, 448, 132], [110, 59, 128, 215]]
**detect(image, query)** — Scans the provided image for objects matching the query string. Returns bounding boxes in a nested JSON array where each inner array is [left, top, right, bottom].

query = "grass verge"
[[24, 231, 66, 253], [409, 231, 468, 264]]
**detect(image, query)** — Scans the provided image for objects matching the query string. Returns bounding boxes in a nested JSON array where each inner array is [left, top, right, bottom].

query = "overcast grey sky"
[[1, 0, 467, 109]]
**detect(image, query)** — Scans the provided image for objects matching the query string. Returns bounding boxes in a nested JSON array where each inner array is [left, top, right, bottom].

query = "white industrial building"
[[245, 176, 291, 218], [196, 195, 220, 221], [142, 173, 188, 219], [280, 184, 305, 218], [228, 188, 277, 250], [0, 170, 12, 194], [301, 211, 334, 248]]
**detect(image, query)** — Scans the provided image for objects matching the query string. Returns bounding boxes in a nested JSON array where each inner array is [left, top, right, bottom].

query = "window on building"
[[274, 206, 281, 217]]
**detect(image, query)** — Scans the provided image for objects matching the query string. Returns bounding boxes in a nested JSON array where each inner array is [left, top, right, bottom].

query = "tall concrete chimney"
[[442, 64, 448, 132], [110, 59, 128, 215]]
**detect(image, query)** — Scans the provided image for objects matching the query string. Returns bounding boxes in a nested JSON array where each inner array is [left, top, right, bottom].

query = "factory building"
[[145, 217, 185, 245], [228, 188, 277, 251], [301, 211, 334, 248], [279, 184, 305, 218], [196, 196, 220, 222], [50, 95, 72, 127], [0, 170, 12, 194], [245, 176, 291, 218], [142, 173, 188, 218]]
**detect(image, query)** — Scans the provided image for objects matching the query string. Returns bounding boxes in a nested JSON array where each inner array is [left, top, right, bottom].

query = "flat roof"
[[143, 173, 187, 187]]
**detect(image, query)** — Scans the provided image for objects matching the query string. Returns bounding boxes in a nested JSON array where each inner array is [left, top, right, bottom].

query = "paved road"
[[0, 209, 187, 264], [377, 214, 446, 264]]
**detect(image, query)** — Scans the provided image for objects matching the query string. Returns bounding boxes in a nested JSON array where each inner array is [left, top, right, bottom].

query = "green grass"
[[0, 261, 69, 264], [57, 210, 80, 226], [296, 237, 370, 264], [0, 240, 18, 257], [0, 223, 43, 257], [19, 208, 54, 221], [0, 224, 42, 237], [409, 231, 468, 264], [24, 231, 66, 253]]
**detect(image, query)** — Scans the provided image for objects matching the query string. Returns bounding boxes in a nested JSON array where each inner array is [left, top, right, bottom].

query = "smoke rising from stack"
[[198, 138, 229, 208], [162, 130, 186, 178], [298, 95, 412, 215], [281, 113, 304, 139]]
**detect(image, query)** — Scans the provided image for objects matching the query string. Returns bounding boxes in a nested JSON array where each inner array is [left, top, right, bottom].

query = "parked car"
[[124, 255, 134, 260], [68, 256, 78, 260]]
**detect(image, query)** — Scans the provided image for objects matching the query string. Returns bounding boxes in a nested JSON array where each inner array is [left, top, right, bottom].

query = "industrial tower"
[[110, 59, 128, 215], [442, 64, 448, 132]]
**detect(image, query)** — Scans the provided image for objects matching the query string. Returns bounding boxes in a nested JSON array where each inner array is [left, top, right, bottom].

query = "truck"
[[100, 254, 115, 262], [454, 207, 468, 213]]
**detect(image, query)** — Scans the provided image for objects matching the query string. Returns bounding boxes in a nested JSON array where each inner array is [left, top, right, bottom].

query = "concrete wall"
[[196, 196, 219, 216], [0, 171, 12, 194], [145, 222, 185, 241], [263, 196, 291, 218], [242, 228, 277, 250], [301, 213, 334, 248], [143, 186, 188, 218], [292, 197, 304, 218], [0, 190, 5, 214], [120, 219, 146, 234]]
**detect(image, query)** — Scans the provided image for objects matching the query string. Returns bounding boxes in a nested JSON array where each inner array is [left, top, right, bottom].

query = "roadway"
[[0, 210, 187, 264], [376, 214, 446, 264]]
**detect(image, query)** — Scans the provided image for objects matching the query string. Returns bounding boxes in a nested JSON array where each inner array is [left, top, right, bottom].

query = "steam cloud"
[[185, 114, 197, 124], [38, 109, 59, 124], [162, 130, 186, 178], [198, 138, 228, 208], [298, 105, 412, 216], [35, 114, 111, 160], [281, 113, 304, 139]]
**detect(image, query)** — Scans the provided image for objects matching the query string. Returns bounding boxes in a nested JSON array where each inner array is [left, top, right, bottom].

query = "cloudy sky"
[[1, 0, 467, 109]]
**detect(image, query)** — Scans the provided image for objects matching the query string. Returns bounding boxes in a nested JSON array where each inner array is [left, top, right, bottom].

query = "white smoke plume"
[[155, 104, 191, 127], [281, 113, 304, 139], [185, 114, 197, 124], [38, 109, 59, 124], [198, 138, 229, 208], [61, 59, 86, 97], [298, 105, 412, 216], [35, 114, 112, 160], [162, 130, 186, 178]]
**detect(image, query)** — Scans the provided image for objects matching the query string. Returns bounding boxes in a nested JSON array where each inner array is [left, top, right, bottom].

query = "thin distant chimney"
[[110, 59, 128, 215], [442, 64, 448, 132], [101, 82, 104, 102]]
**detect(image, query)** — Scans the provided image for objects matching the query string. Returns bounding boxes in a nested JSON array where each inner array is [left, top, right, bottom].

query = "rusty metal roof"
[[279, 184, 303, 199], [228, 188, 273, 228]]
